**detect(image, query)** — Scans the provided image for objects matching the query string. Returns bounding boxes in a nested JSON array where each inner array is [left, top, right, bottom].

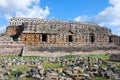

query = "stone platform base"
[[25, 44, 118, 52], [0, 42, 24, 56]]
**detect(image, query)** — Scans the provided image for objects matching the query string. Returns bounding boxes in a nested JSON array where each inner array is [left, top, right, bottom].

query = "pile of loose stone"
[[0, 56, 120, 80]]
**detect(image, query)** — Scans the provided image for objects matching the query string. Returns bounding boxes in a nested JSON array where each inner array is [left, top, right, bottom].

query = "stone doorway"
[[90, 34, 95, 43], [42, 34, 47, 42], [109, 36, 112, 43], [68, 35, 73, 42]]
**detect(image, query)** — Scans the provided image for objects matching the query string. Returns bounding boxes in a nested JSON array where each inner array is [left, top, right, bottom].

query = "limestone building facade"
[[6, 17, 120, 47]]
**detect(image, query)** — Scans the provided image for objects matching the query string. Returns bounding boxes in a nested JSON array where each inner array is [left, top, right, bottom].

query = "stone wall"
[[0, 33, 24, 56], [25, 43, 118, 52], [109, 35, 120, 46], [18, 33, 110, 45], [5, 17, 120, 52], [6, 26, 17, 35], [0, 33, 119, 56], [0, 34, 13, 41], [0, 43, 24, 56]]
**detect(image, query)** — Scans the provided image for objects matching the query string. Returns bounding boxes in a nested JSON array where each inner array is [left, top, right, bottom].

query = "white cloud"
[[74, 16, 82, 22], [0, 0, 50, 33], [0, 0, 50, 19], [74, 15, 91, 22], [0, 0, 34, 13], [74, 0, 120, 36], [16, 6, 49, 18], [95, 0, 120, 27]]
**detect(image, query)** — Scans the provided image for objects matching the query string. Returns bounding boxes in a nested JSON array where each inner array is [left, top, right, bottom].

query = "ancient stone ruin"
[[7, 17, 120, 46], [0, 17, 120, 55], [7, 17, 113, 45]]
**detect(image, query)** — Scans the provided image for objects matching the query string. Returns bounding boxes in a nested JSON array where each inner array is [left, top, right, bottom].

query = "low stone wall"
[[0, 43, 24, 56], [26, 44, 118, 52], [0, 43, 119, 56]]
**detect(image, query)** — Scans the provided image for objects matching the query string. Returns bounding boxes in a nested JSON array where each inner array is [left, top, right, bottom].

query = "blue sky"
[[41, 0, 109, 20], [0, 0, 120, 36]]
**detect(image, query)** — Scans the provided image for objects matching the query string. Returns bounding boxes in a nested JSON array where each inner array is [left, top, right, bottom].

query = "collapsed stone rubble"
[[0, 56, 120, 80]]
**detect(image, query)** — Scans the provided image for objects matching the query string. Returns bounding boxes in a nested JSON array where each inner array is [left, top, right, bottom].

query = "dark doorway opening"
[[90, 34, 95, 43], [109, 36, 112, 43], [42, 34, 47, 42], [68, 35, 73, 42]]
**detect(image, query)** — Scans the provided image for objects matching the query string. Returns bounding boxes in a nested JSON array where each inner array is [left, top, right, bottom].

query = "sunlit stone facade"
[[6, 17, 120, 46]]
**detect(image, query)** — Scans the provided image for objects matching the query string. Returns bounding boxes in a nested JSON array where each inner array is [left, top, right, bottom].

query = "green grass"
[[0, 56, 21, 58], [10, 65, 29, 72], [85, 54, 109, 61], [116, 67, 120, 72], [43, 61, 61, 70], [22, 56, 46, 58], [92, 77, 106, 80]]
